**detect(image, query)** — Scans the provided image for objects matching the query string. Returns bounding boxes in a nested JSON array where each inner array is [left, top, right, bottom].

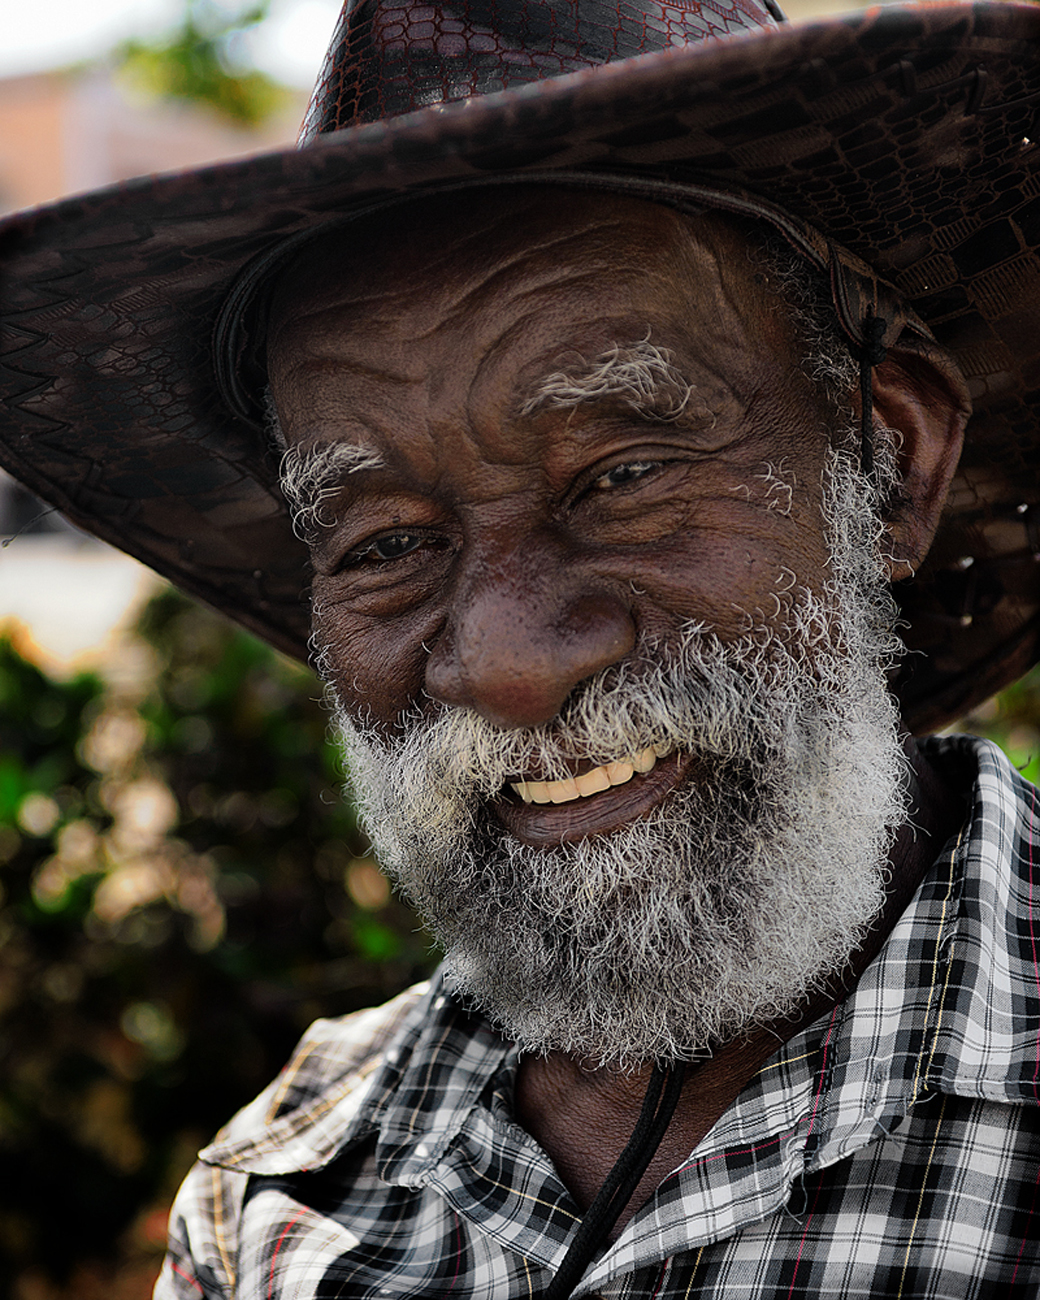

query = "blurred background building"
[[0, 65, 297, 217]]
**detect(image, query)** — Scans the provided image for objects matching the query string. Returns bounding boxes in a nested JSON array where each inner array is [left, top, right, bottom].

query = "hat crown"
[[299, 0, 780, 142]]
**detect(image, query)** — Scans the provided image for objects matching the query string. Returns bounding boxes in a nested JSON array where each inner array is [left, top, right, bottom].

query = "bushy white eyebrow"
[[280, 441, 386, 537], [273, 335, 701, 539], [521, 335, 699, 424]]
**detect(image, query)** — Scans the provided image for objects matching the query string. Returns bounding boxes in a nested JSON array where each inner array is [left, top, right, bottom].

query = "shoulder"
[[156, 981, 435, 1299], [921, 733, 1040, 1104], [220, 980, 432, 1145]]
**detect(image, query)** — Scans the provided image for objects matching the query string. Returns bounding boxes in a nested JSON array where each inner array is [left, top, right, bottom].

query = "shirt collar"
[[918, 733, 1040, 1105], [198, 976, 513, 1177]]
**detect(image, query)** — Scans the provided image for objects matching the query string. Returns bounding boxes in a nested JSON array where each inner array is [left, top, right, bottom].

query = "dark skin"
[[268, 188, 972, 1236]]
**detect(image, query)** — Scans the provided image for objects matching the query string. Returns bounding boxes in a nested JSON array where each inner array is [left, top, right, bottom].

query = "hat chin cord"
[[857, 310, 890, 484], [542, 1063, 686, 1299]]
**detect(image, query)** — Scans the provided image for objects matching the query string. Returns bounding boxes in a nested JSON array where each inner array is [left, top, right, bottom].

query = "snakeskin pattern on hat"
[[299, 0, 779, 140]]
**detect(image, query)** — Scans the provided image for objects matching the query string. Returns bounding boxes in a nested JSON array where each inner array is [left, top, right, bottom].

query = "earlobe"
[[868, 335, 971, 582]]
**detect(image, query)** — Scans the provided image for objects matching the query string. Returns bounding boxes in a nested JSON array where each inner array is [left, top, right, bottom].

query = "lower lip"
[[489, 751, 695, 847]]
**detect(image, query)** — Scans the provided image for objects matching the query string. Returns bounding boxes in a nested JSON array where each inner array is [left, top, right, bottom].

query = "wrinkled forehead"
[[266, 186, 796, 355], [263, 186, 810, 436]]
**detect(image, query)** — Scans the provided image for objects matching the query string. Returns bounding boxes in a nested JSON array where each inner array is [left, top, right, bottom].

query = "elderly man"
[[2, 0, 1040, 1295]]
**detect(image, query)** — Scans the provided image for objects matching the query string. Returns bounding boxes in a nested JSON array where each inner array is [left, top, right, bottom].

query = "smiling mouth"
[[509, 747, 658, 804], [492, 748, 694, 846]]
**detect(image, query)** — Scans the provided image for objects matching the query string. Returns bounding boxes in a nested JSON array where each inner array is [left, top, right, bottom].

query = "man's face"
[[270, 193, 838, 751], [267, 189, 907, 1066]]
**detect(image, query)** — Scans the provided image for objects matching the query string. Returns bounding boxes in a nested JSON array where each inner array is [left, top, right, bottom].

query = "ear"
[[868, 335, 971, 582]]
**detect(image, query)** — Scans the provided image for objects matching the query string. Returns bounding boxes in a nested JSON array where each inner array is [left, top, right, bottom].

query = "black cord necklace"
[[543, 1063, 686, 1300]]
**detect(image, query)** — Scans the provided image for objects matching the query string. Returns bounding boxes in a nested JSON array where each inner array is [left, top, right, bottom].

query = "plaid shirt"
[[157, 736, 1040, 1299]]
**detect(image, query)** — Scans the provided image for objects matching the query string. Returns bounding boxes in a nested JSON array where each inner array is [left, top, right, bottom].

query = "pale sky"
[[0, 0, 342, 88], [2, 0, 865, 87]]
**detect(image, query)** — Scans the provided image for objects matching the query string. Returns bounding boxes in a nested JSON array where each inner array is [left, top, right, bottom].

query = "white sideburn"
[[510, 747, 661, 804]]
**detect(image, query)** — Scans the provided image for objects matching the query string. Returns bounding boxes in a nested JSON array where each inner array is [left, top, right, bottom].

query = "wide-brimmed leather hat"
[[2, 0, 1040, 733]]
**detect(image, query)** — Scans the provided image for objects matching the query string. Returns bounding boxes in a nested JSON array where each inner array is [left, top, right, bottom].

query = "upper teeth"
[[510, 747, 659, 805]]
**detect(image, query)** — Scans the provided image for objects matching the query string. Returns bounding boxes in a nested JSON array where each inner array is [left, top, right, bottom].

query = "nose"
[[424, 541, 636, 729]]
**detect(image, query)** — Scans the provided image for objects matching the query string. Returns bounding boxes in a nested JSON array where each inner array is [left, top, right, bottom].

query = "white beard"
[[328, 447, 909, 1069]]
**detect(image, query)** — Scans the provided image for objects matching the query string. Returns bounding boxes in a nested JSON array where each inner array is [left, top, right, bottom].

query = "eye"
[[348, 531, 425, 565], [592, 460, 660, 491]]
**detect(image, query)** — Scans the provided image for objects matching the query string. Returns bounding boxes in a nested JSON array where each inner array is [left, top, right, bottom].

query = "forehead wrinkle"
[[430, 234, 630, 336], [436, 212, 637, 287], [460, 271, 667, 429], [293, 220, 626, 348], [274, 340, 419, 392]]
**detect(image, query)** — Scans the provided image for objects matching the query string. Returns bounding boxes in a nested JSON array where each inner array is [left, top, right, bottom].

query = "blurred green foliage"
[[116, 0, 292, 127], [957, 670, 1040, 785], [0, 589, 432, 1298]]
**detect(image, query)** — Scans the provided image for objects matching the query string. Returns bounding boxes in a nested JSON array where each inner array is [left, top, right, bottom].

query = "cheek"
[[616, 509, 831, 639], [312, 589, 435, 724]]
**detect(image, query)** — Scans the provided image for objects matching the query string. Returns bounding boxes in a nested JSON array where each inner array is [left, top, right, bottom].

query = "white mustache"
[[352, 616, 807, 806]]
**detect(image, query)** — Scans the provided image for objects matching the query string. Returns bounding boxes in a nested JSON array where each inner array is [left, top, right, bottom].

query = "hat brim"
[[2, 1, 1040, 731]]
